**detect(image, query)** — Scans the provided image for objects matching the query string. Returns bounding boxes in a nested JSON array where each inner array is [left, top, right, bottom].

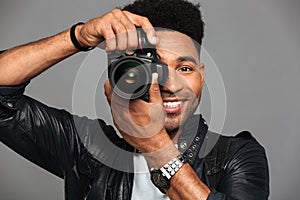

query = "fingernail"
[[147, 32, 157, 44], [151, 36, 157, 44], [152, 73, 158, 83], [126, 50, 135, 55]]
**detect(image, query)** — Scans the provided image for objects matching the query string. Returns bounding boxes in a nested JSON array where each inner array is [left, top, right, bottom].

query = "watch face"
[[151, 170, 170, 189]]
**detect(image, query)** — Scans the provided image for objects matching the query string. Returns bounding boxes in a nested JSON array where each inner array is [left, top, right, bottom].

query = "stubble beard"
[[164, 112, 183, 136]]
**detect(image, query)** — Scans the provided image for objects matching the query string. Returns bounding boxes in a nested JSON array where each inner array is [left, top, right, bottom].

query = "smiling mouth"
[[163, 101, 183, 113]]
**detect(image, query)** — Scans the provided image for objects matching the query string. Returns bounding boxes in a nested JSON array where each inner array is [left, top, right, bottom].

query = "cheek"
[[187, 75, 203, 100]]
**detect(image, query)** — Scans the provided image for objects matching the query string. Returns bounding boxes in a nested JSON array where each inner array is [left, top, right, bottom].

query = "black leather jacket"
[[0, 82, 269, 200]]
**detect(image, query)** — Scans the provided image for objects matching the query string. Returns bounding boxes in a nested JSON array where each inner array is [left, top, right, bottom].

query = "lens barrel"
[[109, 56, 152, 99], [107, 29, 168, 100]]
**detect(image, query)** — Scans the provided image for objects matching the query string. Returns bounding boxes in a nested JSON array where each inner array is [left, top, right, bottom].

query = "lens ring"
[[109, 57, 151, 99]]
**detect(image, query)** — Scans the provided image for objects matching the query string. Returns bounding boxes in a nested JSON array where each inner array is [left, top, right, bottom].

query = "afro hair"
[[122, 0, 204, 47]]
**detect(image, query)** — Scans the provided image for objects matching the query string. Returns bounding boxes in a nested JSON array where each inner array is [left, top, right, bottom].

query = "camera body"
[[107, 29, 168, 100]]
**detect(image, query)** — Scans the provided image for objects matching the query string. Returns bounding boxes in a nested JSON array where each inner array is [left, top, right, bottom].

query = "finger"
[[111, 22, 128, 51], [126, 28, 138, 52], [90, 21, 116, 51], [102, 27, 117, 52], [129, 98, 147, 113], [110, 9, 137, 51], [119, 15, 138, 51], [140, 24, 158, 46], [123, 11, 158, 45], [149, 73, 163, 104], [125, 28, 137, 55], [105, 80, 128, 106]]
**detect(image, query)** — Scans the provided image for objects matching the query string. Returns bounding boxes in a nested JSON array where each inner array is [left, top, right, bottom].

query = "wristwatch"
[[150, 154, 186, 193]]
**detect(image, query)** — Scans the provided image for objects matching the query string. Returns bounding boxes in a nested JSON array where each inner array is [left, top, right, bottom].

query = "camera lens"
[[123, 63, 140, 84], [109, 57, 151, 99]]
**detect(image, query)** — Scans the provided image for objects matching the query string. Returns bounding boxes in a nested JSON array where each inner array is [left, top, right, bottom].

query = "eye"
[[178, 66, 193, 72]]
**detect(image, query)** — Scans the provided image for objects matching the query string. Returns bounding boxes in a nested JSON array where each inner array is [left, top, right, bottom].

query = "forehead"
[[156, 31, 199, 62]]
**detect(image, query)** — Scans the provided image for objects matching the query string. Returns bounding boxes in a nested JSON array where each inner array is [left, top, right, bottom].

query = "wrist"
[[150, 153, 187, 193], [70, 22, 94, 51], [143, 140, 180, 168]]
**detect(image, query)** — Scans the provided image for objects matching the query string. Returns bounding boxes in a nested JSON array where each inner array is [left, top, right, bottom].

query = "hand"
[[104, 73, 172, 153], [75, 9, 158, 52]]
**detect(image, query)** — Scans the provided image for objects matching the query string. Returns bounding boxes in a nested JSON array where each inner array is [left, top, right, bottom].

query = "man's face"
[[156, 31, 204, 134]]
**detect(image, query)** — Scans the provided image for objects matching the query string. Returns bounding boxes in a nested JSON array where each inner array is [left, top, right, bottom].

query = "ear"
[[104, 80, 112, 105], [199, 63, 205, 87]]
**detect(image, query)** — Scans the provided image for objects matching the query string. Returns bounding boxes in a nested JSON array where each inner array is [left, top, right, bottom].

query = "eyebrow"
[[177, 56, 197, 65]]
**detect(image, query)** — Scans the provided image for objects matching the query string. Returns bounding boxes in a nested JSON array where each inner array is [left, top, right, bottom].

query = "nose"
[[160, 67, 184, 94]]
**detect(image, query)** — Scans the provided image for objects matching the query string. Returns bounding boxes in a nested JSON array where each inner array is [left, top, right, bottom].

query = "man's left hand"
[[104, 73, 173, 154]]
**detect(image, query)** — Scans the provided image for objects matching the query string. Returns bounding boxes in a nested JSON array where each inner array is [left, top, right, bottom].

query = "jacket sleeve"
[[0, 81, 87, 178], [207, 134, 270, 200]]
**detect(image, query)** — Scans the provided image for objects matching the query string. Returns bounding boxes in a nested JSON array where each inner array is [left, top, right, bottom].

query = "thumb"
[[149, 73, 163, 104]]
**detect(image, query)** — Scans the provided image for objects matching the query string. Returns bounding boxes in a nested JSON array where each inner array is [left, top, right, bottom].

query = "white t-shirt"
[[131, 154, 170, 200]]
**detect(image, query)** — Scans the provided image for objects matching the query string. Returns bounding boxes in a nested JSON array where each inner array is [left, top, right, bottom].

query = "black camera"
[[107, 29, 168, 100]]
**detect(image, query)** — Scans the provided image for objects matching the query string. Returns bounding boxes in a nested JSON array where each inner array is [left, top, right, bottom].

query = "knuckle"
[[102, 24, 111, 32], [112, 8, 121, 14], [141, 16, 150, 23], [150, 85, 160, 92], [116, 26, 126, 33], [106, 12, 114, 18], [103, 29, 115, 40], [126, 23, 136, 31]]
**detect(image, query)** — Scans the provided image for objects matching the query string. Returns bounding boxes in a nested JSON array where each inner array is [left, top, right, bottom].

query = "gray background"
[[0, 0, 300, 199]]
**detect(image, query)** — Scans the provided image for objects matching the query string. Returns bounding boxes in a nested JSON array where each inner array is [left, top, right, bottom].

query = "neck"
[[167, 127, 182, 144]]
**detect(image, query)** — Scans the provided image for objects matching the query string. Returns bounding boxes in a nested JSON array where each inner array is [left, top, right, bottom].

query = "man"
[[0, 0, 269, 199]]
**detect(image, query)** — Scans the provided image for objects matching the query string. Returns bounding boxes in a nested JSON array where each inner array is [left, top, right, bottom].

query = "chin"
[[164, 113, 185, 134]]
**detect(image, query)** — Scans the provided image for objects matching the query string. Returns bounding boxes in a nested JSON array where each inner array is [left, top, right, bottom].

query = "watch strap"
[[159, 154, 186, 179], [150, 154, 186, 192]]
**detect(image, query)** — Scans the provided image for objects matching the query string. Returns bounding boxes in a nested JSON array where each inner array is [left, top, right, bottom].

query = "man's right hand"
[[75, 9, 158, 52], [0, 9, 157, 86]]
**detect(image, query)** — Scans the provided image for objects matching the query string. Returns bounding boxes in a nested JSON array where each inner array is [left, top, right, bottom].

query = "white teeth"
[[163, 101, 182, 108]]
